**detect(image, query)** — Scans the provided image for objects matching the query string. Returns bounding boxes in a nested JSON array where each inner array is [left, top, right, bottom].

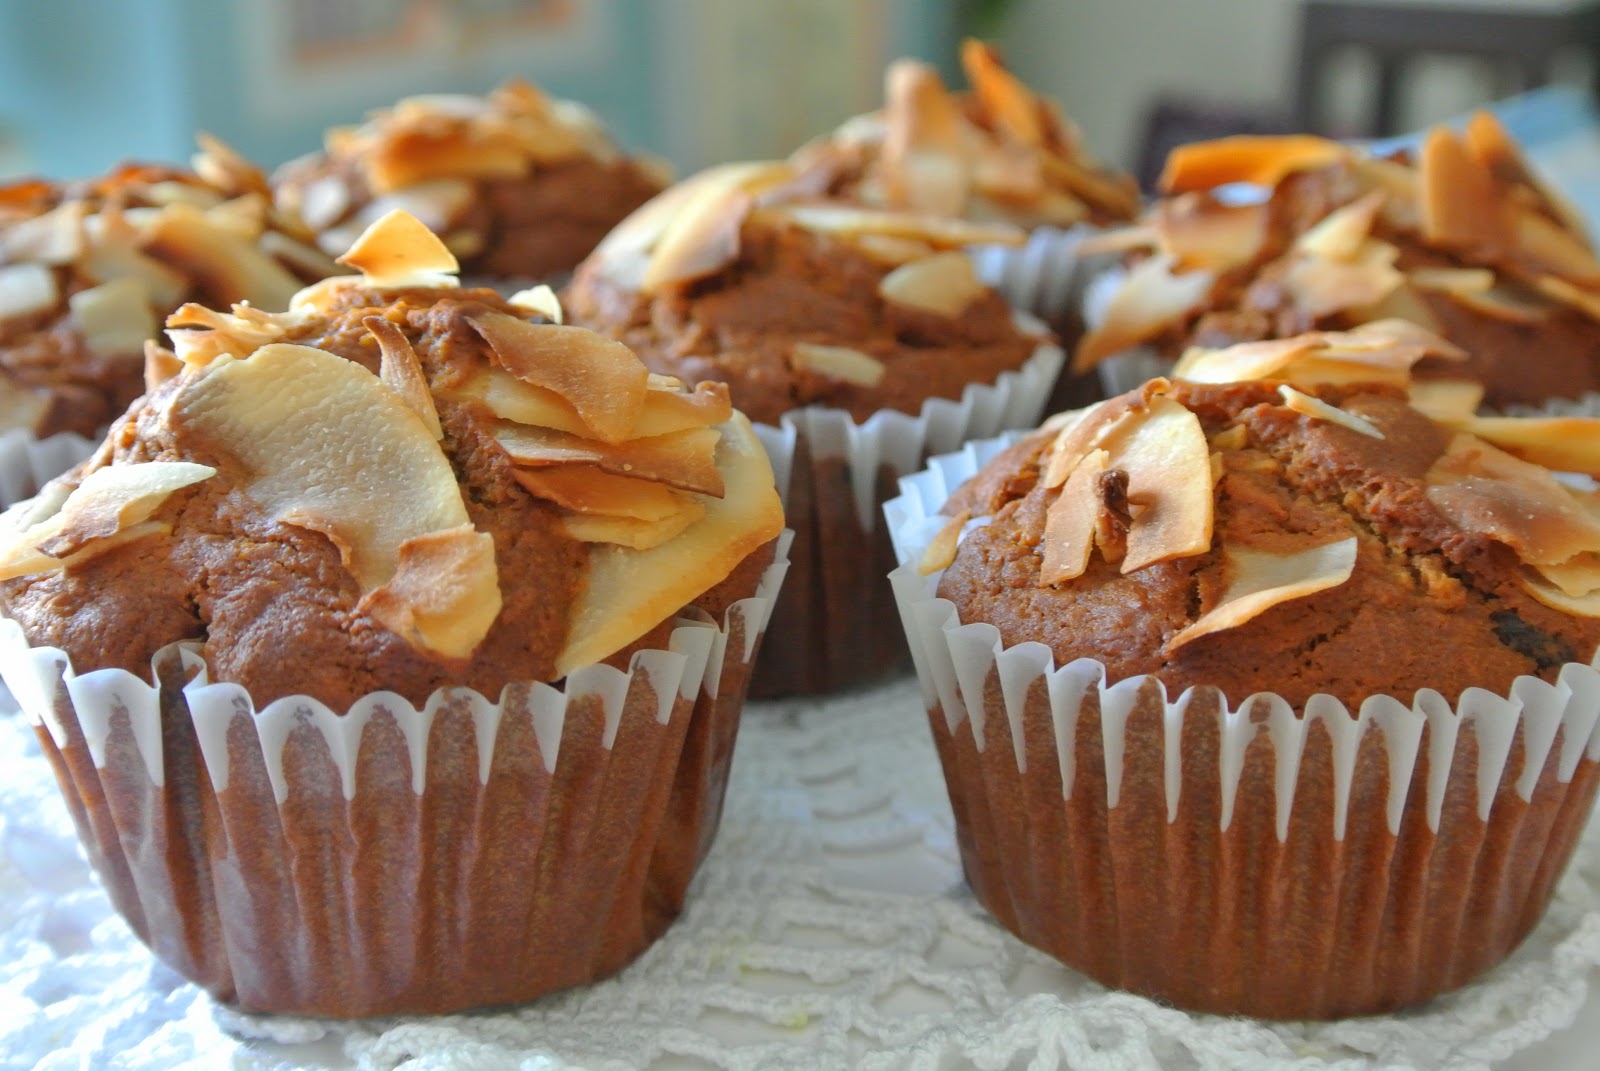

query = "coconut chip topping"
[[0, 140, 343, 433], [953, 320, 1600, 654], [791, 39, 1139, 229], [1075, 111, 1600, 374], [273, 79, 671, 262], [3, 211, 784, 672]]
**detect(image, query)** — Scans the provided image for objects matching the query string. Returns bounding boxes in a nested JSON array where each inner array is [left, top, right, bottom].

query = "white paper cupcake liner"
[[745, 340, 1060, 696], [881, 436, 1600, 1019], [0, 428, 97, 510], [0, 532, 790, 1018]]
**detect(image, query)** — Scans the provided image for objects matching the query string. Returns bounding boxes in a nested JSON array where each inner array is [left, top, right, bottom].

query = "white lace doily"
[[3, 676, 1599, 1071]]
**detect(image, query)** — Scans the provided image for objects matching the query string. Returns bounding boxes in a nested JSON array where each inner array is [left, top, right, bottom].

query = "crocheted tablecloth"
[[2, 676, 1598, 1070]]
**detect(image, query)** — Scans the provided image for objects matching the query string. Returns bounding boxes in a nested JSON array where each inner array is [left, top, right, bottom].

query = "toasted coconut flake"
[[558, 413, 782, 674], [453, 369, 586, 436], [167, 343, 497, 656], [642, 163, 793, 291], [1152, 198, 1270, 272], [0, 461, 215, 580], [80, 237, 189, 310], [508, 283, 563, 323], [1, 202, 86, 264], [1166, 537, 1358, 652], [513, 464, 695, 523], [1426, 433, 1600, 564], [1040, 449, 1110, 584], [555, 504, 706, 550], [919, 507, 971, 575], [0, 263, 59, 319], [164, 302, 286, 366], [68, 277, 157, 359], [1278, 385, 1384, 438], [1511, 202, 1600, 284], [1522, 571, 1600, 617], [1530, 553, 1600, 598], [791, 342, 887, 387], [1531, 274, 1600, 323], [358, 525, 501, 660], [1112, 395, 1215, 573], [1296, 190, 1388, 261], [1074, 254, 1213, 372], [962, 40, 1044, 146], [880, 60, 971, 216], [1284, 240, 1403, 317], [336, 209, 460, 288], [1042, 387, 1163, 488], [774, 203, 1024, 247], [1076, 225, 1159, 257], [1173, 337, 1324, 384], [853, 233, 939, 265], [1420, 126, 1507, 254], [1408, 378, 1485, 421], [191, 133, 268, 197], [878, 251, 984, 317], [496, 423, 725, 498], [1441, 416, 1600, 476], [1446, 282, 1553, 323], [1317, 319, 1466, 364], [467, 311, 649, 444], [258, 229, 347, 279], [364, 316, 442, 439], [1346, 280, 1444, 333], [1159, 135, 1346, 194], [142, 202, 302, 309]]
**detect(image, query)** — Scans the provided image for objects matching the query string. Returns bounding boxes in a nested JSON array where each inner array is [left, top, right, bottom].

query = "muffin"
[[565, 160, 1061, 695], [1075, 112, 1600, 411], [272, 79, 669, 282], [0, 211, 788, 1017], [0, 137, 339, 476], [886, 322, 1600, 1019], [793, 39, 1140, 408]]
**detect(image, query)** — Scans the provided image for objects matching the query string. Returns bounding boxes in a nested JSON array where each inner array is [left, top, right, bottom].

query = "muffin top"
[[791, 40, 1139, 230], [564, 160, 1047, 425], [1074, 114, 1600, 409], [930, 322, 1600, 708], [272, 79, 670, 279], [0, 138, 341, 438], [0, 213, 784, 710]]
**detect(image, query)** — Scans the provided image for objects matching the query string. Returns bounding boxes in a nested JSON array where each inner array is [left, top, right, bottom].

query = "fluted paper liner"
[[747, 338, 1060, 697], [884, 437, 1600, 1019], [970, 224, 1126, 411], [0, 428, 97, 510], [0, 533, 791, 1018]]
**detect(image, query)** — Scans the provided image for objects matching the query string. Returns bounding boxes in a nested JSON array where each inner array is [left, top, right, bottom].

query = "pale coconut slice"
[[555, 412, 783, 676], [455, 371, 731, 440], [1439, 416, 1600, 476], [1073, 253, 1213, 372], [1426, 433, 1600, 564], [1076, 225, 1159, 257], [1152, 198, 1270, 272], [1166, 537, 1358, 652], [1172, 337, 1325, 384], [1284, 239, 1403, 317], [1040, 449, 1111, 584], [1445, 282, 1554, 323], [1530, 274, 1600, 324], [165, 342, 499, 657], [642, 163, 791, 291], [790, 343, 887, 387], [1159, 135, 1347, 194], [1407, 267, 1496, 294], [1278, 385, 1384, 439], [1110, 395, 1215, 573], [165, 302, 287, 367], [1408, 379, 1485, 421], [1346, 280, 1444, 333], [68, 277, 157, 359], [1295, 190, 1388, 261], [879, 60, 971, 216], [0, 263, 59, 320], [1529, 553, 1600, 599], [495, 423, 725, 498], [142, 202, 303, 309], [556, 501, 707, 551], [335, 208, 460, 289], [773, 203, 1024, 248], [919, 507, 971, 576], [1, 201, 86, 264], [364, 316, 442, 439], [878, 251, 985, 317], [0, 461, 215, 580], [507, 284, 563, 323], [1522, 571, 1600, 617], [466, 311, 648, 444]]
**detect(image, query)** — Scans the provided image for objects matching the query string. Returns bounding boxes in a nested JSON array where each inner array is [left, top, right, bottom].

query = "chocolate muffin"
[[0, 137, 340, 440], [566, 160, 1060, 695], [272, 79, 669, 281], [1076, 113, 1600, 411], [889, 322, 1600, 1019], [793, 39, 1141, 410], [0, 212, 788, 1017]]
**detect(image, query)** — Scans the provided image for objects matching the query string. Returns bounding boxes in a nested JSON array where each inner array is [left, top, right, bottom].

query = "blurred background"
[[1, 0, 1597, 186]]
